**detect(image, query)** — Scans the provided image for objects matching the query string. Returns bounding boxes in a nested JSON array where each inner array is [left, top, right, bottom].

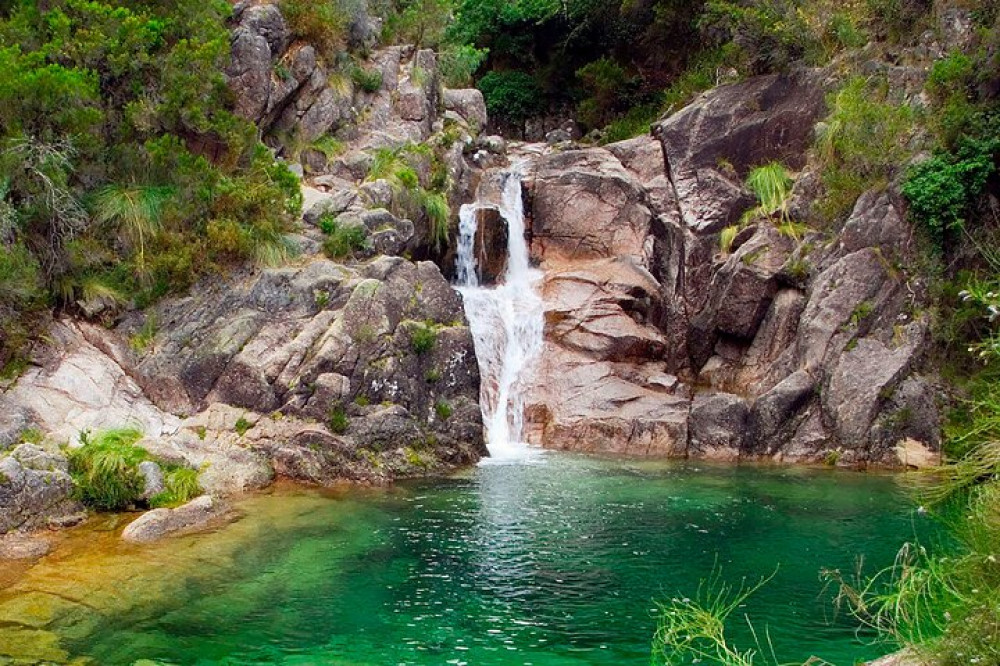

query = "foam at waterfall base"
[[477, 441, 546, 466]]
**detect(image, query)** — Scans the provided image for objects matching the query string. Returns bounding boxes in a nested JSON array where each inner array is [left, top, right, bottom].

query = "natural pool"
[[0, 454, 928, 665]]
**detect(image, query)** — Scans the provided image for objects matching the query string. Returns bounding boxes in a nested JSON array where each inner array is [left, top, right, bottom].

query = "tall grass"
[[422, 191, 450, 253], [68, 428, 148, 511], [150, 467, 201, 508], [652, 568, 831, 666]]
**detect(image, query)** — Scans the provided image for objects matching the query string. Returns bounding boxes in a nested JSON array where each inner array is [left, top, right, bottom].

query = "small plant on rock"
[[328, 404, 349, 435], [410, 321, 437, 355]]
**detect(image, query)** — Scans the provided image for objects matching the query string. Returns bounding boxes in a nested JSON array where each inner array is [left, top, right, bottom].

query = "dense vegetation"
[[0, 0, 301, 373], [68, 427, 201, 510]]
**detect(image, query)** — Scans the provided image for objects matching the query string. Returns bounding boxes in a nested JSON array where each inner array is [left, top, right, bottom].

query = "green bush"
[[0, 2, 301, 363], [864, 0, 932, 44], [477, 70, 543, 128], [422, 191, 450, 253], [698, 0, 821, 74], [439, 44, 489, 88], [576, 58, 637, 130], [328, 404, 349, 434], [68, 428, 148, 511], [410, 321, 437, 354], [320, 215, 370, 260], [434, 399, 453, 421], [351, 65, 384, 93], [902, 134, 999, 250]]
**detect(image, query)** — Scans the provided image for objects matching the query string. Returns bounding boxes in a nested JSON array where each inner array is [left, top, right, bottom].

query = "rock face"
[[0, 445, 81, 534], [506, 68, 940, 466]]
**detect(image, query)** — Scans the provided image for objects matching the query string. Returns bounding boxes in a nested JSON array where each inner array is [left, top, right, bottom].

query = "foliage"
[[741, 162, 793, 225], [280, 0, 349, 61], [351, 65, 384, 93], [321, 214, 370, 260], [434, 399, 453, 420], [235, 416, 252, 437], [650, 568, 814, 666], [814, 77, 914, 222], [0, 0, 300, 363], [381, 0, 453, 47], [576, 58, 638, 130], [150, 466, 201, 508], [439, 44, 489, 88], [477, 70, 543, 128], [422, 191, 450, 253], [902, 134, 999, 251], [410, 321, 437, 354], [328, 404, 349, 434], [698, 0, 821, 75], [864, 0, 932, 45], [67, 428, 147, 511]]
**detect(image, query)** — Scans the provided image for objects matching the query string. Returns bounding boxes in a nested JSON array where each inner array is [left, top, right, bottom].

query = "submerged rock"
[[122, 496, 232, 544]]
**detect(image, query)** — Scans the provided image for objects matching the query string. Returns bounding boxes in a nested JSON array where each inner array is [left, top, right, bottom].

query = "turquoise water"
[[6, 455, 928, 665]]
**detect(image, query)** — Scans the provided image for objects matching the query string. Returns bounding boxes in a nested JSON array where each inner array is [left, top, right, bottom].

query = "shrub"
[[902, 134, 999, 250], [741, 162, 793, 225], [328, 404, 349, 434], [279, 0, 348, 61], [410, 321, 437, 354], [434, 399, 453, 421], [576, 58, 637, 129], [422, 191, 450, 253], [351, 65, 383, 93], [68, 428, 148, 511], [439, 44, 489, 88], [235, 416, 252, 436], [698, 0, 821, 75], [477, 70, 543, 128], [864, 0, 932, 44], [321, 215, 370, 260]]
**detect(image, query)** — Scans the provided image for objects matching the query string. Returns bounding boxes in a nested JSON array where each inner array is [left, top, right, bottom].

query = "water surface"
[[0, 454, 926, 665]]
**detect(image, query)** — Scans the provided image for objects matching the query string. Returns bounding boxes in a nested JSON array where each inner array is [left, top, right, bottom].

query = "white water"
[[456, 170, 544, 461]]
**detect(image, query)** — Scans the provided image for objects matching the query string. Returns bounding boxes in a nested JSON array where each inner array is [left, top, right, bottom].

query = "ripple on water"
[[0, 457, 926, 665]]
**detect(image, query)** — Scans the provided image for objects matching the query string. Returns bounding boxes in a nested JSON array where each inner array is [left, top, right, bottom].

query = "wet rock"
[[0, 533, 51, 560], [121, 496, 232, 544], [747, 370, 816, 454]]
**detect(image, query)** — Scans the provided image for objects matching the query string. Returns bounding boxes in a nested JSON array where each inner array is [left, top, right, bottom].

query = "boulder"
[[121, 496, 232, 544], [654, 70, 828, 233], [688, 393, 749, 460], [747, 370, 816, 454], [0, 533, 51, 560], [529, 148, 653, 263], [138, 461, 165, 501], [824, 323, 928, 451], [0, 447, 78, 535]]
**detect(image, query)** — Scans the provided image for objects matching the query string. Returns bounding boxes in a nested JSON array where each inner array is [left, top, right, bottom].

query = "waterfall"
[[456, 170, 544, 460]]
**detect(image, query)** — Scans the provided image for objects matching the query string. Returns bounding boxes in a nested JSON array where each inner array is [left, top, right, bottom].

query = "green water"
[[1, 454, 928, 665]]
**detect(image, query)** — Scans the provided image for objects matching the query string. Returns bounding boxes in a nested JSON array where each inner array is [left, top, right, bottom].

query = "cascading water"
[[456, 169, 545, 460]]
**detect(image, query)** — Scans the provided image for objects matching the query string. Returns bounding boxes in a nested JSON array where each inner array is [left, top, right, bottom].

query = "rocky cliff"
[[0, 1, 493, 535], [473, 70, 940, 468]]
